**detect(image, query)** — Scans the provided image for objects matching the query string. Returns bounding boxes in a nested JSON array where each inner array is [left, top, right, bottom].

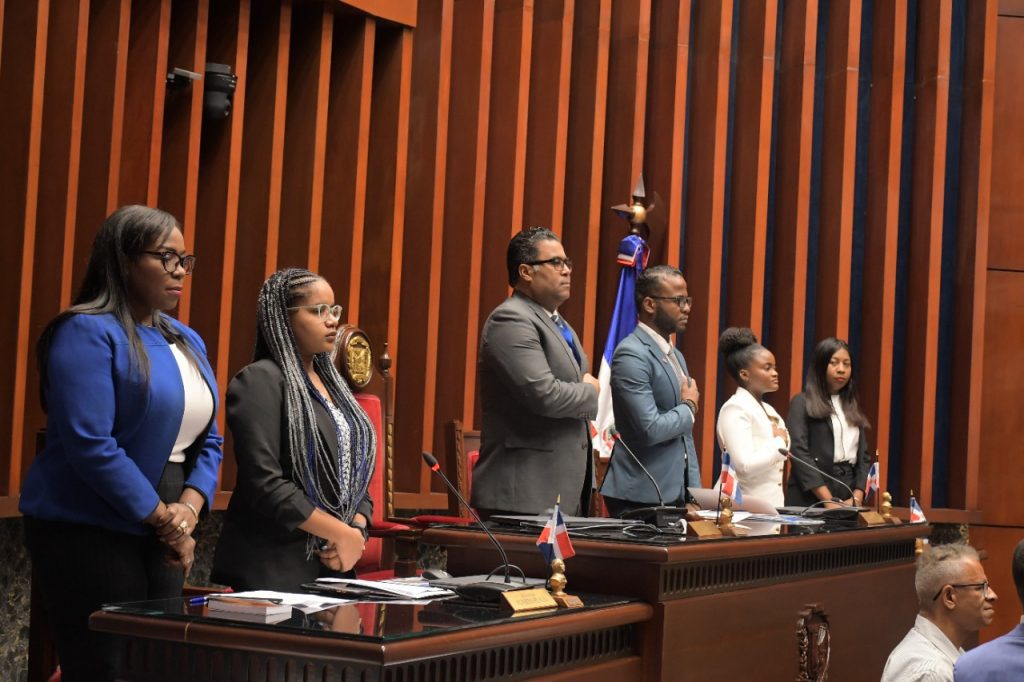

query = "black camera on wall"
[[203, 63, 238, 120]]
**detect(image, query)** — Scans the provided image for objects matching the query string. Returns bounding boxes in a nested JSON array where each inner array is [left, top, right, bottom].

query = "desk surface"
[[91, 595, 653, 681]]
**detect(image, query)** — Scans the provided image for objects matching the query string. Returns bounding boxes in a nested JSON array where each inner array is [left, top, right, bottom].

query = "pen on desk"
[[187, 596, 208, 606]]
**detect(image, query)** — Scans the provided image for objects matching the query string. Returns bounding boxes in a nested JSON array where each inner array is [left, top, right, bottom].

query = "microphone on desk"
[[607, 427, 686, 528], [779, 449, 858, 514], [420, 452, 528, 600]]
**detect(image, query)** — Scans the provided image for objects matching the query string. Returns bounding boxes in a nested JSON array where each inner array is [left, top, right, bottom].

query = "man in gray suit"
[[471, 227, 600, 517], [600, 265, 701, 517]]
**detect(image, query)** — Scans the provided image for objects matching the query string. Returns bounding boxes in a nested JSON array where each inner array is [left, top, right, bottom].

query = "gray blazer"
[[471, 291, 598, 515], [601, 327, 700, 505]]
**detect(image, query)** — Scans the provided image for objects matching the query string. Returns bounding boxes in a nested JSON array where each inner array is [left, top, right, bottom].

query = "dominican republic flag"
[[909, 495, 927, 523], [718, 451, 743, 504], [864, 462, 880, 501], [536, 501, 575, 562], [592, 233, 649, 457]]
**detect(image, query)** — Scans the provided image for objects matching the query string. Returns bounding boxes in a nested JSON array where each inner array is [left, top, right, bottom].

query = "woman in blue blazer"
[[20, 205, 223, 681]]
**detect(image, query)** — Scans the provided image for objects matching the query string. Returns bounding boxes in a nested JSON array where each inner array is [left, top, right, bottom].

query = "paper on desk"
[[315, 577, 455, 600], [218, 590, 353, 614]]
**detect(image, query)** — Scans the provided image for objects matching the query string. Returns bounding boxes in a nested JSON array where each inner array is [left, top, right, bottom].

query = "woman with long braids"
[[715, 327, 790, 507], [212, 268, 376, 591], [21, 205, 222, 681], [785, 337, 872, 508]]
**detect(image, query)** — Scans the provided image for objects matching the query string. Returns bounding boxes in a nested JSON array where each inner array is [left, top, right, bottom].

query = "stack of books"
[[206, 596, 293, 624]]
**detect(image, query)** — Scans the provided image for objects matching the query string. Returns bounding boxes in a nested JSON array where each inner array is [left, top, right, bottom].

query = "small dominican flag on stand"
[[864, 462, 880, 500], [536, 499, 575, 562], [719, 451, 743, 504], [909, 495, 927, 523]]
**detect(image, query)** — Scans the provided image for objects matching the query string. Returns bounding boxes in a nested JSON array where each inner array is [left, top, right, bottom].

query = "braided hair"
[[254, 268, 376, 550]]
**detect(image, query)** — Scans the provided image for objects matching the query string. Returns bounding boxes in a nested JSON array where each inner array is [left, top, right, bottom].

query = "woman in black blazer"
[[212, 268, 376, 591], [785, 337, 872, 508]]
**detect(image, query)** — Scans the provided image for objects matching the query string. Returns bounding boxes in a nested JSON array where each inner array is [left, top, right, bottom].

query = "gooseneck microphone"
[[780, 449, 857, 507], [606, 427, 686, 528], [421, 452, 528, 599]]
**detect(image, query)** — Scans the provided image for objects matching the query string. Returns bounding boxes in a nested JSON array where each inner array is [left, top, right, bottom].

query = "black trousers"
[[24, 463, 187, 682]]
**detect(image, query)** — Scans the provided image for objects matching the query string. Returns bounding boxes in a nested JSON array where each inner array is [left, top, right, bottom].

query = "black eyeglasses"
[[143, 250, 196, 275], [287, 303, 344, 321], [649, 295, 693, 308], [932, 581, 990, 601], [526, 257, 573, 272]]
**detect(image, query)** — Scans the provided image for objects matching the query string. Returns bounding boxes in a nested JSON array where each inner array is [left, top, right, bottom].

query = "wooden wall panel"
[[431, 0, 493, 461], [479, 0, 532, 323], [320, 16, 374, 322], [0, 0, 1010, 527], [723, 0, 775, 340], [0, 0, 48, 501], [522, 0, 573, 235], [680, 0, 733, 476], [987, 12, 1024, 270], [117, 0, 170, 206], [767, 0, 817, 414], [560, 0, 610, 355], [644, 0, 690, 272], [589, 0, 648, 366], [946, 0, 998, 510], [898, 0, 952, 507], [394, 0, 451, 497], [813, 0, 861, 342], [159, 0, 209, 328], [857, 0, 906, 496]]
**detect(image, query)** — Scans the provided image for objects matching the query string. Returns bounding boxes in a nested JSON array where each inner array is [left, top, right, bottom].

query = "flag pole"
[[875, 450, 881, 515]]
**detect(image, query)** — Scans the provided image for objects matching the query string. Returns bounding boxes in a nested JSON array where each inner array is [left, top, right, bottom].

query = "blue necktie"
[[552, 314, 581, 367]]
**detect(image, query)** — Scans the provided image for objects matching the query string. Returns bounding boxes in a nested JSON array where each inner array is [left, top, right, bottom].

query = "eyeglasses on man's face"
[[649, 295, 693, 309], [287, 303, 344, 322], [932, 581, 990, 601], [527, 257, 573, 272], [144, 250, 196, 275]]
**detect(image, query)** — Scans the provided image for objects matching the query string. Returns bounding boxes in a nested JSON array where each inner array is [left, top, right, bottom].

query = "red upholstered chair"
[[333, 326, 417, 578]]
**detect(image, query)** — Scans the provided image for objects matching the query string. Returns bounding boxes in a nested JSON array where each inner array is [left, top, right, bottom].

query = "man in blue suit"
[[954, 538, 1024, 681], [600, 265, 701, 517]]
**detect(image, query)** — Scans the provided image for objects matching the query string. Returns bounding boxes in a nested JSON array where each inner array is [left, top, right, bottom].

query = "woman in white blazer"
[[715, 327, 790, 507]]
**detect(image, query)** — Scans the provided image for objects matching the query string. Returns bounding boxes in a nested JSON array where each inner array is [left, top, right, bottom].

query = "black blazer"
[[784, 392, 871, 506], [211, 359, 373, 591]]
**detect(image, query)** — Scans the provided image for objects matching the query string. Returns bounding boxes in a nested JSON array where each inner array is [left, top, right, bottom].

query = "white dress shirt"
[[882, 614, 963, 682], [829, 394, 860, 464], [715, 387, 788, 507]]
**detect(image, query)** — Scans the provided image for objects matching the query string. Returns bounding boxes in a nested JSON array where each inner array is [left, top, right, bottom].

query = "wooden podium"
[[425, 523, 927, 681]]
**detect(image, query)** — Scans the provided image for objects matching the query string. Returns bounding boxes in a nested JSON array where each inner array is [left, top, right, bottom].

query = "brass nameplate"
[[686, 520, 723, 538], [501, 588, 559, 614], [858, 510, 886, 526]]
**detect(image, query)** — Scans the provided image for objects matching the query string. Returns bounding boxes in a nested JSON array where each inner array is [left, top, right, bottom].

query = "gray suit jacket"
[[471, 291, 598, 515], [601, 327, 700, 505]]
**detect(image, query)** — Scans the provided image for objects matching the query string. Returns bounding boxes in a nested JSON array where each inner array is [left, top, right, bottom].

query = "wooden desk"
[[426, 522, 927, 681], [90, 595, 652, 681]]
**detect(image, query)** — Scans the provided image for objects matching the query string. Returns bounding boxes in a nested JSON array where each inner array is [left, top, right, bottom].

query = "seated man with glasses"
[[954, 538, 1024, 681], [883, 543, 998, 682]]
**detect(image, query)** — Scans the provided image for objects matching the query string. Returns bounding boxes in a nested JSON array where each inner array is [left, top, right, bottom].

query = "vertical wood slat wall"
[[0, 0, 1004, 521]]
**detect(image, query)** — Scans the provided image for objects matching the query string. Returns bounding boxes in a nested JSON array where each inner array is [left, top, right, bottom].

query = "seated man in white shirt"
[[883, 543, 998, 682]]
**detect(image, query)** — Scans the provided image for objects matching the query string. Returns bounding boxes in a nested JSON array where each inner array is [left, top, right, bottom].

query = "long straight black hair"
[[803, 337, 870, 428], [36, 205, 200, 409]]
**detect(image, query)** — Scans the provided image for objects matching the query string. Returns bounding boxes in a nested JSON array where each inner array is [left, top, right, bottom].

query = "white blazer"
[[716, 387, 789, 507]]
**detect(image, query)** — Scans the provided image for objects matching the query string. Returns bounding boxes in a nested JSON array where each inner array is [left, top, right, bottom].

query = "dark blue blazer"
[[601, 327, 700, 505], [20, 313, 223, 534], [954, 623, 1024, 681]]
